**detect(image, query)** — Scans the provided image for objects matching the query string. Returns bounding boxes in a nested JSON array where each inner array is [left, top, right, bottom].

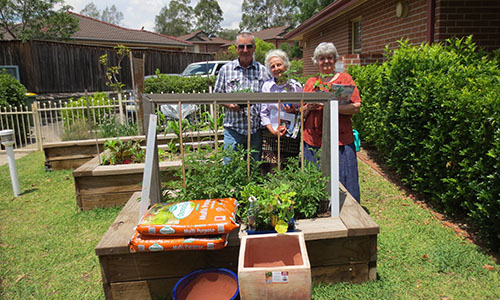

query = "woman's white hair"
[[264, 49, 290, 71], [312, 42, 339, 65]]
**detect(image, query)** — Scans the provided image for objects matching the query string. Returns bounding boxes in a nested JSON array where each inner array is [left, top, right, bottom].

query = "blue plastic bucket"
[[172, 268, 239, 300]]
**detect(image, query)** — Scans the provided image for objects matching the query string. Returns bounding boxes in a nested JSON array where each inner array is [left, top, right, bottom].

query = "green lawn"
[[1, 152, 499, 299]]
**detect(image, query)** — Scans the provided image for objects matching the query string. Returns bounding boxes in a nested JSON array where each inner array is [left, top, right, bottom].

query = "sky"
[[63, 0, 243, 31]]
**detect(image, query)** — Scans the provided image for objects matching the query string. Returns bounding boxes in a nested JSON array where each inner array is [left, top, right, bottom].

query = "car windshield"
[[182, 63, 216, 76]]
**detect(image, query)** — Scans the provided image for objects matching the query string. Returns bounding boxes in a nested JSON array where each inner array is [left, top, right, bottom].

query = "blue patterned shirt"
[[214, 58, 272, 135]]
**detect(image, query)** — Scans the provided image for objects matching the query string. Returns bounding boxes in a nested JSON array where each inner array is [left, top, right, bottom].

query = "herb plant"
[[101, 139, 145, 165]]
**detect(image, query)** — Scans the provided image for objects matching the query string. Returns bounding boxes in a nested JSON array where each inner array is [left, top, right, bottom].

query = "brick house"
[[285, 0, 500, 74], [177, 31, 231, 53]]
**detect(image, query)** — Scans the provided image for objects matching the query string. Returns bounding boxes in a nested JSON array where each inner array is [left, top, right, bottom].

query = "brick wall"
[[435, 0, 500, 51], [300, 0, 500, 74], [302, 0, 428, 74]]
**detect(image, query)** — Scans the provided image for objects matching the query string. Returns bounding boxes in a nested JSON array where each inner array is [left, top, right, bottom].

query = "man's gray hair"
[[235, 32, 255, 45], [264, 49, 290, 71], [312, 42, 339, 65]]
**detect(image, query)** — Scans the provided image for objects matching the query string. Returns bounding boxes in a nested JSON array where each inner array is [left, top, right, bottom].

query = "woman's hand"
[[267, 124, 286, 136], [281, 103, 298, 114]]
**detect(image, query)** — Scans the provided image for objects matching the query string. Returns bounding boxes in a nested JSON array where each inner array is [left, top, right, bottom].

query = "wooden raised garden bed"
[[73, 154, 180, 211], [44, 131, 221, 170], [95, 187, 378, 299]]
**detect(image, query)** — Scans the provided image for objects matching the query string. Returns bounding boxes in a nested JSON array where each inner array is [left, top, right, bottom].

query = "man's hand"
[[225, 104, 242, 111]]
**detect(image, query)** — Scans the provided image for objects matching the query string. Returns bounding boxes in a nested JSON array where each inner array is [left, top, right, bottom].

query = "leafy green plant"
[[240, 182, 296, 233], [97, 114, 137, 138], [163, 146, 264, 202], [61, 92, 114, 127], [349, 36, 500, 249], [101, 139, 145, 165], [0, 69, 27, 106], [99, 45, 130, 93], [144, 69, 216, 94]]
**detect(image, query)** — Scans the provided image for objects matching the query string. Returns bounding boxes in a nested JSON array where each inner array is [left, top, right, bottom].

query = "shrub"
[[144, 72, 216, 94], [349, 36, 500, 249], [61, 92, 114, 127], [97, 114, 137, 138], [0, 70, 27, 107], [61, 119, 92, 141]]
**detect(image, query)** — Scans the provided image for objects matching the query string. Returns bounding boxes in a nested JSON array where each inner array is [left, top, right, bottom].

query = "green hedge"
[[144, 74, 216, 94], [349, 36, 500, 249], [0, 70, 27, 107]]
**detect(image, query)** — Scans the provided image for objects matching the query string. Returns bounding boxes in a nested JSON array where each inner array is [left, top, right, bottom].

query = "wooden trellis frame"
[[139, 92, 340, 218]]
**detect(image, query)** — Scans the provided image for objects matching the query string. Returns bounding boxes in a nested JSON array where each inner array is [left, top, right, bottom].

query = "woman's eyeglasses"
[[237, 44, 254, 50]]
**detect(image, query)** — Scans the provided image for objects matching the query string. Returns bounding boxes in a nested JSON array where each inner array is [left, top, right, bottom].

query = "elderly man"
[[214, 32, 272, 162]]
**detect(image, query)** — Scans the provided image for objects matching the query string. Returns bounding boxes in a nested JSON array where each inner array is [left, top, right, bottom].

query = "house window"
[[0, 65, 20, 81], [352, 18, 362, 53]]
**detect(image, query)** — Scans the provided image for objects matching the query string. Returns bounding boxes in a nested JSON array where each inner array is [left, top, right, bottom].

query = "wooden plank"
[[75, 174, 143, 195], [295, 217, 348, 240], [147, 91, 337, 104], [92, 160, 181, 176], [73, 155, 101, 177], [103, 246, 239, 283], [110, 281, 151, 300], [306, 235, 374, 267], [340, 187, 380, 236], [95, 192, 141, 256], [312, 263, 369, 284], [48, 158, 94, 171], [79, 192, 135, 211]]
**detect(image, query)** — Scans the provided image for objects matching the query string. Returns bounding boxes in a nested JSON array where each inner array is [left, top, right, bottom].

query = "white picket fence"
[[0, 92, 138, 152]]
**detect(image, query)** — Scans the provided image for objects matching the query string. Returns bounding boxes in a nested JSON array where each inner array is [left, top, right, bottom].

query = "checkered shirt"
[[214, 59, 272, 135]]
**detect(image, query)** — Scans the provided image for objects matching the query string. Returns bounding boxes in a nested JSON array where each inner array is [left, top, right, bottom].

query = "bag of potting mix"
[[129, 232, 228, 252], [135, 198, 239, 237]]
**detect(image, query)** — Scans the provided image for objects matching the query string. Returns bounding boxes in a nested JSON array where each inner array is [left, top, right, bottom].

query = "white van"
[[181, 60, 230, 77]]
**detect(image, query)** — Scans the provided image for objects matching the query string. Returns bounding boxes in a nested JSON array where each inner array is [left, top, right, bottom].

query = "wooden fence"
[[0, 40, 214, 93]]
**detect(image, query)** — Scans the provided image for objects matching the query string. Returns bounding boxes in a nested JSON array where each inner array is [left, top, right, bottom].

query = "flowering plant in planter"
[[240, 183, 296, 234]]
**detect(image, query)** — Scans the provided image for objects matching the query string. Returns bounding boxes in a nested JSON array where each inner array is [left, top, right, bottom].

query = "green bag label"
[[169, 201, 195, 219]]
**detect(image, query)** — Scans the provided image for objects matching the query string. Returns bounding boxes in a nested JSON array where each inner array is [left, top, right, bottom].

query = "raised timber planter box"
[[95, 186, 379, 299], [73, 155, 181, 211], [44, 131, 222, 170], [238, 232, 311, 300]]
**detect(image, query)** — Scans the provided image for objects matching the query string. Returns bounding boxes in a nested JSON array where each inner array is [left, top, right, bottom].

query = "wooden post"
[[118, 93, 125, 125], [247, 100, 251, 181], [139, 114, 161, 221], [300, 98, 304, 171], [277, 98, 281, 172], [178, 101, 186, 188], [133, 54, 145, 135], [213, 99, 218, 152], [32, 102, 43, 151], [320, 100, 340, 217]]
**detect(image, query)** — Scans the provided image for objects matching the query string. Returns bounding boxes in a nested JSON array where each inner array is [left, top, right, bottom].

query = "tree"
[[155, 0, 193, 36], [80, 2, 99, 19], [287, 0, 336, 24], [224, 37, 275, 64], [218, 28, 239, 42], [194, 0, 223, 35], [0, 0, 79, 41], [239, 0, 296, 32], [101, 5, 123, 25], [80, 2, 123, 25]]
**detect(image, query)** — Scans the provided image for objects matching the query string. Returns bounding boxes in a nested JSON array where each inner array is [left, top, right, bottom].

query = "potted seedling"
[[240, 183, 296, 234]]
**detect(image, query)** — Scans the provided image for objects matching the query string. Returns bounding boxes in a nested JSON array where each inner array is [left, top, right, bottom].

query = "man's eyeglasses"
[[237, 44, 254, 50]]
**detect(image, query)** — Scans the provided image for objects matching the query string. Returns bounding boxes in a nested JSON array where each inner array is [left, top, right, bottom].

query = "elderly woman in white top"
[[260, 49, 303, 136]]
